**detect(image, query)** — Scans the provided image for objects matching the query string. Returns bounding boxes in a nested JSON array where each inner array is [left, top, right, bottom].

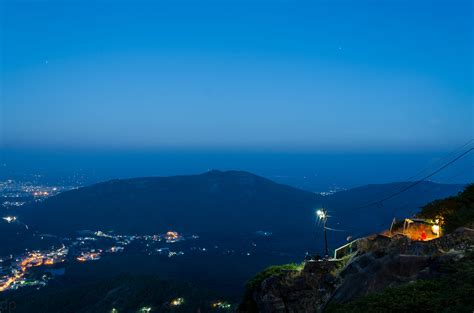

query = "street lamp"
[[316, 209, 329, 258], [316, 209, 326, 219]]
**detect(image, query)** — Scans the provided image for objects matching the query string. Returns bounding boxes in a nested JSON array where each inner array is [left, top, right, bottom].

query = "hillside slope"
[[20, 171, 464, 239], [22, 170, 320, 235], [0, 274, 222, 313]]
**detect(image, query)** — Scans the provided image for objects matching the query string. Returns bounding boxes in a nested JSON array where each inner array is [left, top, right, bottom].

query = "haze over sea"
[[2, 148, 473, 191]]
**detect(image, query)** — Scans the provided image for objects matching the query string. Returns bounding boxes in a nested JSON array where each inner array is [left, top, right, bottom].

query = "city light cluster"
[[76, 251, 102, 262], [170, 297, 185, 306], [212, 301, 232, 309], [0, 246, 68, 292]]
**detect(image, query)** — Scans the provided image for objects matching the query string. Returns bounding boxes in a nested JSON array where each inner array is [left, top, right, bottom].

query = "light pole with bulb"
[[316, 209, 329, 258]]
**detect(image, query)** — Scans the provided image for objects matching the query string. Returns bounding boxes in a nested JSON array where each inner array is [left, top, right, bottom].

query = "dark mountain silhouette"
[[22, 170, 320, 235], [21, 170, 465, 237]]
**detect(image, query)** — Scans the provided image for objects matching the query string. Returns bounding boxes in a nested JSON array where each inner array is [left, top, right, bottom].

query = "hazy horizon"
[[2, 148, 472, 191]]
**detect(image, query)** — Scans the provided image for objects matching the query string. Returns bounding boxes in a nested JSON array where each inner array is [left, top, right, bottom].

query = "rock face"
[[241, 228, 474, 313], [253, 261, 339, 313], [328, 228, 474, 305]]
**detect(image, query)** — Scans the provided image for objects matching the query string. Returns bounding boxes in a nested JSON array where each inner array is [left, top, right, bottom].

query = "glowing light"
[[432, 224, 440, 235], [212, 301, 232, 309], [166, 231, 179, 239], [139, 307, 152, 313], [107, 246, 124, 253], [0, 247, 68, 292], [166, 231, 178, 238], [76, 252, 101, 262], [33, 191, 49, 197], [316, 209, 326, 219], [170, 297, 184, 306], [2, 216, 17, 223], [165, 231, 182, 243]]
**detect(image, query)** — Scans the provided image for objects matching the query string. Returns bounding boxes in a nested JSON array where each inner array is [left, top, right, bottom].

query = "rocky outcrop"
[[252, 261, 339, 313], [328, 227, 474, 304], [240, 227, 474, 313]]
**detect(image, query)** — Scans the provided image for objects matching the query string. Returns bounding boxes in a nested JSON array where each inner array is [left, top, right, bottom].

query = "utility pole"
[[323, 217, 328, 257], [317, 209, 329, 258]]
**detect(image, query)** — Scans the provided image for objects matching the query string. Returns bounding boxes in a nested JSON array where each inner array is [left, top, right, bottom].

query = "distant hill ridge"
[[22, 170, 319, 234], [21, 170, 465, 236]]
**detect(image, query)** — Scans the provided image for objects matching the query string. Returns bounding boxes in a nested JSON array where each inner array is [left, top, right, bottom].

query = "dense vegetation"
[[326, 251, 474, 313], [238, 263, 303, 313], [0, 274, 229, 313], [417, 184, 474, 233]]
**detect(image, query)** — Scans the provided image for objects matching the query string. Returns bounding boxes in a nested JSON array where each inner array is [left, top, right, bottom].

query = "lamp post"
[[316, 209, 329, 258]]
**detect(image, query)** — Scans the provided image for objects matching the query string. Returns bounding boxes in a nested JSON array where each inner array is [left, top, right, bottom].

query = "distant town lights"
[[33, 191, 49, 197], [212, 301, 232, 309], [170, 297, 184, 306]]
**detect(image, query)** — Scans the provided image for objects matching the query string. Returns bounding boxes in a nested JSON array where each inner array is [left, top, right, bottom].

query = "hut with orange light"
[[389, 217, 442, 241]]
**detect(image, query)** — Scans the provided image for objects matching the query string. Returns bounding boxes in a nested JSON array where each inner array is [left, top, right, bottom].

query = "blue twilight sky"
[[0, 0, 473, 152]]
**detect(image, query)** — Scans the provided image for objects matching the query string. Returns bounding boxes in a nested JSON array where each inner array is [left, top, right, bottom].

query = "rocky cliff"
[[238, 227, 474, 313]]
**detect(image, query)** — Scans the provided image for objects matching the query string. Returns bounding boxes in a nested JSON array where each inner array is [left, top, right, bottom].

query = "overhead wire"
[[323, 141, 473, 238], [350, 147, 473, 211]]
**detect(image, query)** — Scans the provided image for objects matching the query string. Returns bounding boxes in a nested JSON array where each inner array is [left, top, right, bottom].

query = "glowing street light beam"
[[316, 208, 329, 258]]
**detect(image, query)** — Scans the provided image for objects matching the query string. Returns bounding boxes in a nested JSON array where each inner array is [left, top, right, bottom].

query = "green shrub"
[[245, 263, 302, 292], [417, 184, 474, 233]]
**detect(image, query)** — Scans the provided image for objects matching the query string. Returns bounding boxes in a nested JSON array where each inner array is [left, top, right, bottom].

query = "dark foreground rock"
[[253, 261, 338, 313], [239, 227, 474, 313]]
